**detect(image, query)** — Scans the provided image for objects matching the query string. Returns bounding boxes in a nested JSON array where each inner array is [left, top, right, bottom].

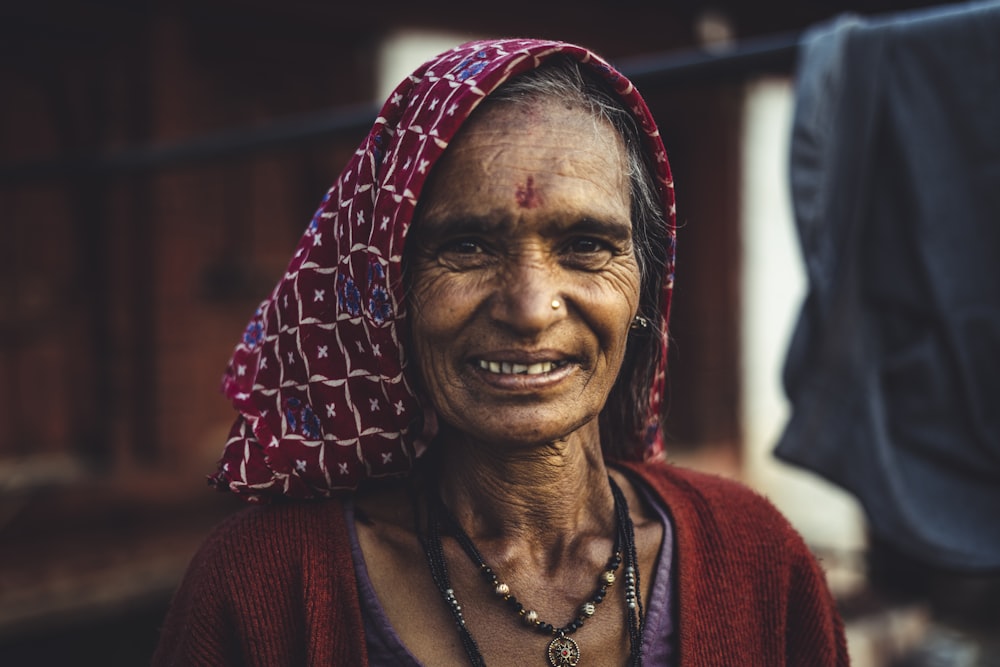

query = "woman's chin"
[[436, 404, 601, 454]]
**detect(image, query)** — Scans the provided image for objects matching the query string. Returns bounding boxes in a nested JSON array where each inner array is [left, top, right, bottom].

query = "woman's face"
[[408, 98, 640, 448]]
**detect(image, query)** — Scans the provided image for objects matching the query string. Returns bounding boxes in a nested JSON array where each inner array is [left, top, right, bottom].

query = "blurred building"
[[0, 1, 975, 664]]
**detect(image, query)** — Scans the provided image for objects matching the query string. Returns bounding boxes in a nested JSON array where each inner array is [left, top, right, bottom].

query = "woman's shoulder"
[[623, 458, 772, 503], [155, 496, 366, 665], [623, 459, 841, 606], [225, 495, 346, 527], [620, 459, 807, 548], [624, 460, 848, 664], [189, 497, 351, 574]]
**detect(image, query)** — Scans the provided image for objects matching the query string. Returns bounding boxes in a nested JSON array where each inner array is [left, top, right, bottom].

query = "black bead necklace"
[[418, 476, 644, 667]]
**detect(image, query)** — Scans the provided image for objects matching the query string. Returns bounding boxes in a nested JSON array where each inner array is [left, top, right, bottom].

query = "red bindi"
[[515, 175, 542, 209]]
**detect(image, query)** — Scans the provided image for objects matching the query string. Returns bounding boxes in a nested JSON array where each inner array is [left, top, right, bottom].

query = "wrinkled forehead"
[[414, 97, 630, 223]]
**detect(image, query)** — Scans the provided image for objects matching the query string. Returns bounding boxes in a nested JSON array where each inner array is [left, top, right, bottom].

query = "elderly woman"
[[153, 39, 847, 666]]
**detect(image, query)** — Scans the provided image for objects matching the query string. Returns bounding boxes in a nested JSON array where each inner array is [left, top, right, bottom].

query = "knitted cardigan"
[[152, 462, 849, 665]]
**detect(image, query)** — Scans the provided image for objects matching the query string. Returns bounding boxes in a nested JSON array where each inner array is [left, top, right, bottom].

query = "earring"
[[630, 315, 649, 330], [551, 299, 561, 310]]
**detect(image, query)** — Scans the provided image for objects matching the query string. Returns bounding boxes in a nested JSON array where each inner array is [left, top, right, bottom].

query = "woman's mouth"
[[476, 360, 569, 375]]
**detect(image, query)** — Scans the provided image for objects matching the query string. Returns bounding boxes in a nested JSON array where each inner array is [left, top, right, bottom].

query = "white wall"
[[739, 76, 867, 568]]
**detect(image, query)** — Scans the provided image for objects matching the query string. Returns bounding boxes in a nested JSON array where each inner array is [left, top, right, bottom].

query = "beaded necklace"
[[418, 476, 644, 666]]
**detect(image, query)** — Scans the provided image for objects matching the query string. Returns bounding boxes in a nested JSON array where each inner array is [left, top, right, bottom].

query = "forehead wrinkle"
[[449, 108, 623, 177], [415, 99, 631, 239], [464, 135, 618, 181]]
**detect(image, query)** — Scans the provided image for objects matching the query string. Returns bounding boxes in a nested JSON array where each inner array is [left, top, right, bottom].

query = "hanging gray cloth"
[[777, 1, 1000, 572]]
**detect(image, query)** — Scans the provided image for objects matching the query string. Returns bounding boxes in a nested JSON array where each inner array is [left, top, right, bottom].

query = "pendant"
[[547, 634, 580, 666]]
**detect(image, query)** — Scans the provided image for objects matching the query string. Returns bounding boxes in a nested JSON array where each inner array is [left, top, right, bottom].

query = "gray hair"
[[485, 58, 670, 458]]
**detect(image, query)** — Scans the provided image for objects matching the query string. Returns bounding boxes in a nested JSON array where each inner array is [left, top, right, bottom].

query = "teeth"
[[478, 360, 558, 375]]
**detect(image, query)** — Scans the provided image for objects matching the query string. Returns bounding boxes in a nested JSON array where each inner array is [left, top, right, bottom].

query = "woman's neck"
[[429, 421, 616, 566]]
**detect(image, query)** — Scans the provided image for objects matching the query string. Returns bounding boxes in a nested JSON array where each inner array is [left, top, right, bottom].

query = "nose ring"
[[551, 299, 561, 310]]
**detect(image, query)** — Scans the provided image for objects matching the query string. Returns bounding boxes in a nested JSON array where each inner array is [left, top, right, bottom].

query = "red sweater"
[[153, 462, 849, 665]]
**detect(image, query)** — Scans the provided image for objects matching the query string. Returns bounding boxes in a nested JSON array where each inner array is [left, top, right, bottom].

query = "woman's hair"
[[477, 57, 671, 458]]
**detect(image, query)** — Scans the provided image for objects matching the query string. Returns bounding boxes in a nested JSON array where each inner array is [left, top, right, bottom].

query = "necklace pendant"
[[547, 634, 580, 666]]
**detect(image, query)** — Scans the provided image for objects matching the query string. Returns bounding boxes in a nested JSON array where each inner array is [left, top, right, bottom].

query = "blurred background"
[[1, 0, 995, 664]]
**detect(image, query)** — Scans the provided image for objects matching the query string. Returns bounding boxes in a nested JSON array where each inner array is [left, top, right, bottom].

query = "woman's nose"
[[489, 259, 564, 335]]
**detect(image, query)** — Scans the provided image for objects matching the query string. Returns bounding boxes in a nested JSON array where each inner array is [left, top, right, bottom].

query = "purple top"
[[346, 482, 675, 665]]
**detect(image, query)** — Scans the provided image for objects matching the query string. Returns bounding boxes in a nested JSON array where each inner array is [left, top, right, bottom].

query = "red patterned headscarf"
[[211, 38, 676, 501]]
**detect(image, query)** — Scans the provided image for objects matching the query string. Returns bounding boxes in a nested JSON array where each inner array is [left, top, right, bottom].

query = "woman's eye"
[[436, 238, 493, 270], [445, 239, 484, 255], [562, 237, 616, 269], [569, 238, 606, 254]]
